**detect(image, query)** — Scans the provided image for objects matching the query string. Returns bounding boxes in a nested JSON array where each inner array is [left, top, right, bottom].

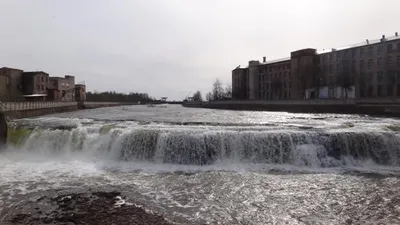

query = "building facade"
[[21, 71, 49, 96], [232, 67, 249, 100], [0, 75, 8, 100], [74, 84, 86, 102], [48, 75, 76, 101], [0, 67, 24, 100], [232, 33, 400, 101]]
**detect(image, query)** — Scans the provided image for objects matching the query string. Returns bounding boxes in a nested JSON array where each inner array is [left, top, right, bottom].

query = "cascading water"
[[3, 106, 400, 225], [7, 121, 400, 167]]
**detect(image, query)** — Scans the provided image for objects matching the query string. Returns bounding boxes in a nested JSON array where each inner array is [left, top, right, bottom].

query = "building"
[[232, 67, 248, 100], [0, 67, 24, 100], [74, 84, 86, 102], [48, 75, 75, 101], [21, 71, 49, 100], [232, 33, 400, 100], [0, 75, 8, 101]]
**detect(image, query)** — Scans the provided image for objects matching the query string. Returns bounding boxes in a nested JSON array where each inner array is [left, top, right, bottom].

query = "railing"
[[0, 101, 77, 112]]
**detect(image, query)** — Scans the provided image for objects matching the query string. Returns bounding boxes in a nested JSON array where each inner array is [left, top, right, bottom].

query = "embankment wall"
[[183, 100, 400, 116]]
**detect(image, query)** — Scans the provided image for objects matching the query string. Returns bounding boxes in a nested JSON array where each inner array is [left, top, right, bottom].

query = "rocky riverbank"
[[4, 191, 173, 225]]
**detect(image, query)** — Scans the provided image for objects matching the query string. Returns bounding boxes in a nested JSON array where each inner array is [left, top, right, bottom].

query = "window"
[[377, 58, 383, 68], [387, 44, 393, 52], [352, 60, 356, 71], [388, 84, 393, 96], [377, 46, 382, 55], [360, 60, 364, 71], [398, 84, 400, 96], [388, 56, 393, 65], [368, 86, 373, 97], [337, 52, 341, 61], [352, 49, 356, 58], [336, 63, 339, 71], [360, 48, 365, 57], [368, 46, 373, 54], [377, 85, 383, 97], [329, 65, 333, 73], [367, 59, 373, 69], [377, 72, 384, 83]]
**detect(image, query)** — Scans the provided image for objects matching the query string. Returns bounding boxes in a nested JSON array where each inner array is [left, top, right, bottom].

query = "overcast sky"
[[0, 0, 399, 100]]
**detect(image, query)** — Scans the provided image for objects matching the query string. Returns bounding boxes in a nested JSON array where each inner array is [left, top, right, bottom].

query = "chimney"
[[263, 56, 266, 63], [366, 39, 369, 44], [381, 35, 386, 42], [396, 32, 398, 37]]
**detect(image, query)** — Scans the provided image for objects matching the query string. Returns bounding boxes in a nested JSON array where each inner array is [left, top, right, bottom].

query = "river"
[[1, 104, 400, 224]]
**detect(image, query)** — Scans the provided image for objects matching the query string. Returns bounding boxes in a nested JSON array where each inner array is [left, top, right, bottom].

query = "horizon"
[[1, 0, 399, 100]]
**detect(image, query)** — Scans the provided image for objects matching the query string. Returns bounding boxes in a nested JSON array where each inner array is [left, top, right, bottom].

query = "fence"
[[0, 101, 78, 112]]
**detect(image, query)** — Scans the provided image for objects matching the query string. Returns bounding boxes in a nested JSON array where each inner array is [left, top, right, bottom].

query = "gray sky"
[[0, 0, 398, 100]]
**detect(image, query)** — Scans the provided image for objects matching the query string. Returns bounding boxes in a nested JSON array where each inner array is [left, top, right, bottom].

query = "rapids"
[[1, 105, 400, 224]]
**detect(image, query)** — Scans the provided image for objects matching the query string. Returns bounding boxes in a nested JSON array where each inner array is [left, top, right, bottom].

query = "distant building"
[[0, 75, 8, 100], [232, 33, 400, 100], [232, 67, 249, 100], [21, 71, 49, 101], [0, 67, 24, 100], [74, 84, 86, 102], [48, 75, 75, 101]]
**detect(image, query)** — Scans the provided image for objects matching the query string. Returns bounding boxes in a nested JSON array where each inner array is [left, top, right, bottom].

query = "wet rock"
[[8, 191, 173, 225]]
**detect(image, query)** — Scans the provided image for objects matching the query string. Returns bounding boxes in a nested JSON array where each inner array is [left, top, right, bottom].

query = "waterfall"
[[5, 123, 400, 167]]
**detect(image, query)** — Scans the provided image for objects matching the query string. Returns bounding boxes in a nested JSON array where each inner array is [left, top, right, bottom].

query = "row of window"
[[259, 91, 291, 100], [259, 63, 291, 73], [322, 42, 400, 62], [360, 84, 400, 98], [259, 82, 291, 90]]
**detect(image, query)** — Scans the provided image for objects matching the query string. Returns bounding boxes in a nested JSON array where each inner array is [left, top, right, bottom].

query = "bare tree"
[[224, 84, 232, 99], [206, 92, 212, 101], [192, 91, 203, 101], [212, 79, 225, 100]]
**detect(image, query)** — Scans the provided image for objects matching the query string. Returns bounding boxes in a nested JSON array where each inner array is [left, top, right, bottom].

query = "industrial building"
[[0, 67, 85, 102], [232, 33, 400, 101]]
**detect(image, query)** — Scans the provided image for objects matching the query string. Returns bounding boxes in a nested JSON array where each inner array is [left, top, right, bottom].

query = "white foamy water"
[[1, 105, 400, 224]]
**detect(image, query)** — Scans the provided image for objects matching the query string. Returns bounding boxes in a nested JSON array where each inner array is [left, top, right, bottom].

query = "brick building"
[[48, 75, 75, 101], [232, 33, 400, 100], [232, 67, 248, 100], [21, 71, 49, 95], [74, 84, 86, 102], [0, 67, 24, 100], [0, 75, 8, 100]]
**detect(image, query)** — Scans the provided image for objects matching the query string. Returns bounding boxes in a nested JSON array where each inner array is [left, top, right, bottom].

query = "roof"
[[317, 34, 400, 54], [0, 67, 23, 72], [23, 71, 49, 76], [260, 57, 291, 65]]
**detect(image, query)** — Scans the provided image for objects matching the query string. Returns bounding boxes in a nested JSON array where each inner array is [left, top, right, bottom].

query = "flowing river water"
[[1, 104, 400, 224]]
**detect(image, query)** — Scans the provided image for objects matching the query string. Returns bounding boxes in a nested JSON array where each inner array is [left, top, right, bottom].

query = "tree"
[[206, 92, 212, 101], [192, 91, 203, 101], [224, 84, 232, 99], [212, 79, 225, 100]]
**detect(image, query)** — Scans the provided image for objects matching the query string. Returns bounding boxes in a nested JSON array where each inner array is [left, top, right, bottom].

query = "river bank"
[[183, 99, 400, 117]]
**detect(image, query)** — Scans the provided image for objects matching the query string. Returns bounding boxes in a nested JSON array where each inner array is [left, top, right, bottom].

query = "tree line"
[[86, 91, 155, 103], [188, 79, 232, 102]]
